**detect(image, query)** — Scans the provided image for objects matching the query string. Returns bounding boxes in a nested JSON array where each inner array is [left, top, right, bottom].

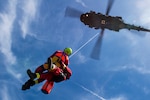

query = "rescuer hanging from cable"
[[22, 48, 73, 94]]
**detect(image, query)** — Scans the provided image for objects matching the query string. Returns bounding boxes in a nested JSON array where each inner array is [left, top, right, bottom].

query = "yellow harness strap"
[[51, 56, 61, 68]]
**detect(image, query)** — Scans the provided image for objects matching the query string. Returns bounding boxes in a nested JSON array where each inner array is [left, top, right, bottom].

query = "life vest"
[[51, 51, 68, 68]]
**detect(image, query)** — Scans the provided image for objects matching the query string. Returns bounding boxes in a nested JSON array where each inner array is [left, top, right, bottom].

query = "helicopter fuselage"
[[80, 11, 126, 31], [80, 11, 150, 32]]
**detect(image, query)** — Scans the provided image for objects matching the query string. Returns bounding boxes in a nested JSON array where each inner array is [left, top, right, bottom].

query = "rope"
[[69, 32, 99, 58]]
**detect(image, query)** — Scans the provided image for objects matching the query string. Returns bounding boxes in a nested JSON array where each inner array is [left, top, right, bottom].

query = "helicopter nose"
[[80, 14, 85, 22]]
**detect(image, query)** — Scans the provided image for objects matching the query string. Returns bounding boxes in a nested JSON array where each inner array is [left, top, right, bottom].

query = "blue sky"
[[0, 0, 150, 100]]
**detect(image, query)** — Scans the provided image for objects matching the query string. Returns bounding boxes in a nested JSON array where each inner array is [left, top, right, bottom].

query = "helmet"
[[64, 48, 72, 56]]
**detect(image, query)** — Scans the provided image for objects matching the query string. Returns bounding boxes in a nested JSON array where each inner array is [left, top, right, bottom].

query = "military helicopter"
[[65, 0, 150, 59]]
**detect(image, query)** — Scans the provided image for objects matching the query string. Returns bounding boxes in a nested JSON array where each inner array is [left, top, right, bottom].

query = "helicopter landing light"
[[86, 14, 89, 17]]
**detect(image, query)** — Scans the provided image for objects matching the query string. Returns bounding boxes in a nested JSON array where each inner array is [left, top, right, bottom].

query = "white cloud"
[[75, 82, 128, 100], [0, 85, 10, 100], [109, 95, 128, 100], [0, 0, 42, 82], [0, 0, 17, 65], [114, 1, 150, 75], [75, 0, 87, 7], [136, 0, 150, 25], [142, 87, 150, 95], [19, 0, 41, 38], [110, 64, 150, 75], [76, 52, 87, 63], [6, 67, 22, 80], [127, 36, 150, 74]]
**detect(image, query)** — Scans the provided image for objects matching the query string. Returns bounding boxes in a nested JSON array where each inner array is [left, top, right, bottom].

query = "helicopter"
[[65, 0, 150, 59], [80, 11, 150, 32]]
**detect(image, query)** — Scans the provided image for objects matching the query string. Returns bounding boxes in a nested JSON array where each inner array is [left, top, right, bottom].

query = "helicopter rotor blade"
[[90, 29, 105, 60], [65, 7, 83, 18], [105, 0, 115, 15]]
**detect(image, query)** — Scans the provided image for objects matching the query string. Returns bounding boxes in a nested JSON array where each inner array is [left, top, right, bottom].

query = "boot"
[[27, 69, 37, 80], [22, 79, 35, 90]]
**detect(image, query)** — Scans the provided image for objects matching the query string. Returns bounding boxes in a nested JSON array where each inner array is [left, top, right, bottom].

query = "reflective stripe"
[[36, 73, 40, 79], [34, 80, 38, 84]]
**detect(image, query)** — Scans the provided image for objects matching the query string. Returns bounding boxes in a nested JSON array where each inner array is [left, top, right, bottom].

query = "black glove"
[[53, 72, 66, 83]]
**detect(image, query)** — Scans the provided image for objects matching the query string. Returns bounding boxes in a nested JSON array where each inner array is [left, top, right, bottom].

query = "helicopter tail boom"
[[124, 24, 150, 32]]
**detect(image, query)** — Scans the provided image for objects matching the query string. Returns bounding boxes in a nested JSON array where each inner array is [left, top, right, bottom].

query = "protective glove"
[[53, 72, 66, 83], [59, 61, 67, 70]]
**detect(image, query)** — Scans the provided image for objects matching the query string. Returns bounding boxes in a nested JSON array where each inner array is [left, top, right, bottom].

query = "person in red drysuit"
[[22, 48, 72, 94]]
